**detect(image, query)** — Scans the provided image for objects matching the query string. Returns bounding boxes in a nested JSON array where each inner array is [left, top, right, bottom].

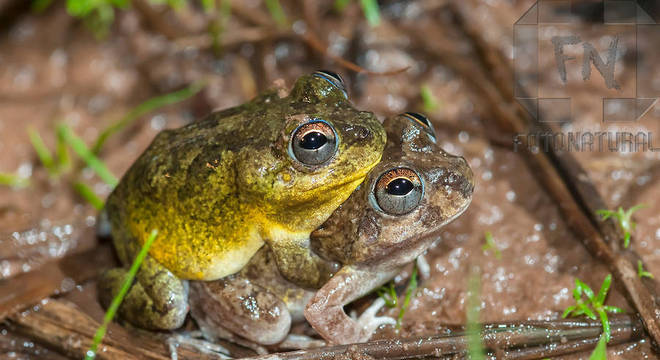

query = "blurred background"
[[0, 0, 658, 358]]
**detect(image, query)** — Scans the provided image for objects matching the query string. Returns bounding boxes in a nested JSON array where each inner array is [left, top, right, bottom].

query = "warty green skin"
[[99, 74, 386, 330]]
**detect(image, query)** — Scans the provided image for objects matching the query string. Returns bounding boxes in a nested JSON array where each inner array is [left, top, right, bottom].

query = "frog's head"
[[311, 112, 474, 267], [238, 71, 386, 233]]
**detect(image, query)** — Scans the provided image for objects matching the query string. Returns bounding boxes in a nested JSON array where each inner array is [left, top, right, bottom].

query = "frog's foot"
[[189, 278, 291, 348], [98, 262, 189, 330], [350, 298, 397, 342], [193, 314, 269, 355], [278, 334, 325, 350], [167, 332, 232, 360], [416, 255, 431, 281]]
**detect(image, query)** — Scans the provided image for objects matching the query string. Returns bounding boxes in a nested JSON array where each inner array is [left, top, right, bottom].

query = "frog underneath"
[[189, 112, 474, 346], [99, 71, 386, 330]]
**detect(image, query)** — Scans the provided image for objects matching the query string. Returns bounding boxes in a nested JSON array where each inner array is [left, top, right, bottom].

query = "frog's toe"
[[166, 332, 232, 360], [354, 298, 396, 342], [278, 334, 326, 350]]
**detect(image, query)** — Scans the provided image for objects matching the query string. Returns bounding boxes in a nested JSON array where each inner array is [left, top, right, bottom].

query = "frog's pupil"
[[387, 178, 414, 196], [300, 132, 327, 150]]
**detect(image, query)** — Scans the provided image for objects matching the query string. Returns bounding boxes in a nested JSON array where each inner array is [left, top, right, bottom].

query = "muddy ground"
[[0, 0, 659, 359]]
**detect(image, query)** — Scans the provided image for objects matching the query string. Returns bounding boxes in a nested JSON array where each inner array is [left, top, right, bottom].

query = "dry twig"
[[243, 315, 643, 360]]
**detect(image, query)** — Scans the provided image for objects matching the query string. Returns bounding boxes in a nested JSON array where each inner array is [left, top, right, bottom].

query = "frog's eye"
[[313, 70, 348, 99], [374, 167, 423, 215], [400, 112, 437, 142], [290, 120, 338, 166]]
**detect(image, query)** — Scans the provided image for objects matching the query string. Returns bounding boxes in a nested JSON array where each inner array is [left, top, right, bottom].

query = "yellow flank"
[[130, 202, 267, 280]]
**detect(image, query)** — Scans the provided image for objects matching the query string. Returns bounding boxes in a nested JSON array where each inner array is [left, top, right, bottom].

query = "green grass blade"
[[32, 0, 54, 12], [360, 0, 380, 26], [396, 265, 418, 329], [588, 335, 607, 360], [91, 81, 206, 154], [73, 182, 104, 210], [597, 309, 610, 342], [85, 229, 158, 360], [637, 260, 654, 279], [603, 305, 623, 313], [57, 124, 118, 187], [420, 84, 440, 113], [27, 126, 56, 173], [55, 125, 71, 172], [562, 305, 576, 318], [334, 0, 351, 12], [582, 305, 597, 320], [377, 283, 397, 308], [482, 231, 501, 260], [595, 274, 611, 305], [264, 0, 288, 28], [0, 172, 30, 188], [466, 268, 485, 360], [576, 279, 594, 300], [626, 204, 646, 217], [573, 283, 582, 300], [201, 0, 215, 12]]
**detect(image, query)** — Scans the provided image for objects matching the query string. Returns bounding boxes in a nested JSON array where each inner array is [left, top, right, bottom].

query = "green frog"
[[99, 71, 387, 330], [189, 112, 474, 347]]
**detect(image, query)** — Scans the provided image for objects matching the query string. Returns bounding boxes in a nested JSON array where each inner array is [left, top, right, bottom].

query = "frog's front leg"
[[98, 254, 189, 330], [304, 265, 400, 344], [189, 276, 291, 346], [266, 237, 340, 289]]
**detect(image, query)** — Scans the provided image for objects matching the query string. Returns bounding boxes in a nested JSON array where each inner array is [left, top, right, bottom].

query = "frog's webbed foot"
[[416, 255, 431, 281], [278, 334, 326, 350], [305, 265, 401, 344], [349, 297, 396, 341], [191, 310, 269, 355], [98, 254, 189, 330], [167, 332, 232, 360]]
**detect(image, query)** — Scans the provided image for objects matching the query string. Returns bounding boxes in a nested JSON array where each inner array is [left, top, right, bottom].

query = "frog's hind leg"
[[98, 253, 189, 330], [189, 276, 292, 347]]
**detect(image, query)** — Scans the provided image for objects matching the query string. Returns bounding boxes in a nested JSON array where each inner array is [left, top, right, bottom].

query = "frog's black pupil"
[[300, 132, 327, 150], [387, 178, 414, 196]]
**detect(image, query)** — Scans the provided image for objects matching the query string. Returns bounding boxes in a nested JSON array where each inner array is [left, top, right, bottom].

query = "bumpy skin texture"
[[189, 247, 316, 346], [100, 74, 386, 330], [189, 114, 474, 345]]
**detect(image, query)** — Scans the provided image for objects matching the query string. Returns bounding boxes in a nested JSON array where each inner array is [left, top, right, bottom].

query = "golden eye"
[[374, 168, 423, 215], [289, 120, 338, 166]]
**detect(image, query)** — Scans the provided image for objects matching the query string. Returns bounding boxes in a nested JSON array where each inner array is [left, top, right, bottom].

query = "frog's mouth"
[[306, 165, 373, 196]]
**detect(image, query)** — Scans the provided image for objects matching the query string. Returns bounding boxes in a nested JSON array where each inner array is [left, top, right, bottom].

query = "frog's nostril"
[[355, 126, 371, 139]]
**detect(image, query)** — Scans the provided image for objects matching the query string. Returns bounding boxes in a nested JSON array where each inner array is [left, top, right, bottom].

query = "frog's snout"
[[445, 156, 475, 201]]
